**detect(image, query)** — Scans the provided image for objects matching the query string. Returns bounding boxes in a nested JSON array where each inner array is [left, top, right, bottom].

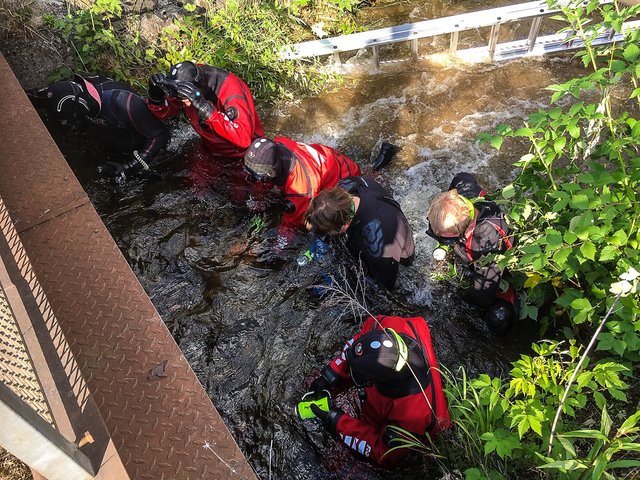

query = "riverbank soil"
[[0, 0, 74, 89]]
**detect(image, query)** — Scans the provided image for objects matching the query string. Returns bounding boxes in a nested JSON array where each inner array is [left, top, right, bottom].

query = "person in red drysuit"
[[306, 315, 450, 467], [243, 137, 361, 241], [146, 61, 264, 158], [147, 61, 265, 203]]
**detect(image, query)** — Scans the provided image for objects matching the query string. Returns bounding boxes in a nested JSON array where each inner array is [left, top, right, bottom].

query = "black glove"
[[97, 151, 150, 184], [175, 81, 215, 120], [309, 375, 331, 395], [310, 404, 342, 435], [484, 298, 516, 335], [148, 73, 166, 105], [309, 366, 341, 395]]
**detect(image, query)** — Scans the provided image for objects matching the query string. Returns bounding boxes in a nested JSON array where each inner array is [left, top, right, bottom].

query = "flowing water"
[[41, 2, 592, 478]]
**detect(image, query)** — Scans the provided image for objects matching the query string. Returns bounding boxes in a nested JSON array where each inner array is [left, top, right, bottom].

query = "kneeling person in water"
[[304, 176, 414, 290], [304, 315, 450, 466], [243, 137, 361, 243], [426, 172, 516, 334]]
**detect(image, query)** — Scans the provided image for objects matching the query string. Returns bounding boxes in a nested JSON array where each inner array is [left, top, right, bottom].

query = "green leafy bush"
[[158, 0, 334, 100], [46, 0, 354, 99], [478, 0, 640, 359], [445, 1, 640, 479], [440, 340, 632, 479]]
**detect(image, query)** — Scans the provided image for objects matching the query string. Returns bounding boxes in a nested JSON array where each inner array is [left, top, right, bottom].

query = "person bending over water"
[[303, 314, 450, 466], [147, 61, 263, 159], [304, 176, 414, 290], [426, 172, 516, 334], [29, 74, 169, 183]]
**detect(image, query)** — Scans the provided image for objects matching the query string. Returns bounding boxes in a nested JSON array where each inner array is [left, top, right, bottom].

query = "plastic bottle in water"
[[297, 250, 314, 267], [297, 237, 330, 267]]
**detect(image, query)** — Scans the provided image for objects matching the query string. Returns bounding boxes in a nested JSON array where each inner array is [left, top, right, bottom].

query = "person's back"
[[303, 314, 450, 466], [341, 176, 415, 289], [274, 137, 361, 228], [28, 74, 168, 180]]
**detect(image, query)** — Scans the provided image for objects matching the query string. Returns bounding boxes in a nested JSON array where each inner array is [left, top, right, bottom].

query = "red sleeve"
[[279, 195, 309, 229], [146, 97, 182, 120], [334, 415, 408, 466], [202, 80, 257, 150]]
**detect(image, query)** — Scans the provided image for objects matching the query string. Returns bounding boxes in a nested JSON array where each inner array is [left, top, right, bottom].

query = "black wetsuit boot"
[[373, 142, 400, 171]]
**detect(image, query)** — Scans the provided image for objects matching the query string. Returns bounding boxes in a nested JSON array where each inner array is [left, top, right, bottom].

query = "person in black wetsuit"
[[426, 172, 516, 334], [28, 74, 169, 182], [304, 175, 415, 290]]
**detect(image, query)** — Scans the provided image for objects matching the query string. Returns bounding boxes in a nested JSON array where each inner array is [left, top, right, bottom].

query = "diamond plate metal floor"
[[0, 53, 257, 480]]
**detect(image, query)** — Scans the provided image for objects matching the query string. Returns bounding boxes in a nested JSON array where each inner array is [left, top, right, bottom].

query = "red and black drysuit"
[[339, 176, 414, 290], [438, 172, 513, 307], [147, 65, 263, 158], [316, 315, 450, 466], [271, 137, 361, 230], [48, 75, 169, 163]]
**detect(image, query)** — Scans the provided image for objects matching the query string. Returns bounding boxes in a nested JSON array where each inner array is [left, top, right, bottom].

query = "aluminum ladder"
[[280, 0, 640, 68]]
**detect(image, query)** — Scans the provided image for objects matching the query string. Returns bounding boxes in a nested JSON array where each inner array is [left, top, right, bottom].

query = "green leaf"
[[599, 245, 618, 262], [567, 122, 580, 138], [580, 242, 596, 261], [529, 417, 543, 436], [600, 404, 612, 437], [549, 107, 562, 119], [481, 429, 521, 459], [464, 468, 485, 480], [559, 430, 608, 441], [618, 443, 640, 453], [546, 230, 563, 249], [558, 435, 576, 458], [624, 43, 640, 62], [611, 59, 626, 73], [597, 332, 617, 353], [538, 459, 588, 470], [610, 229, 628, 246], [592, 456, 608, 480], [502, 184, 515, 199], [607, 460, 640, 469], [594, 391, 606, 409], [554, 136, 567, 154], [553, 247, 572, 268], [571, 193, 590, 210], [514, 127, 534, 137], [550, 191, 570, 212], [571, 298, 592, 311], [608, 388, 627, 402], [517, 417, 530, 438], [619, 410, 640, 435], [490, 135, 503, 150]]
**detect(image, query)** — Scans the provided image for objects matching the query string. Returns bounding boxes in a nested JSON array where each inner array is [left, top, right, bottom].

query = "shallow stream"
[[41, 2, 591, 478]]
